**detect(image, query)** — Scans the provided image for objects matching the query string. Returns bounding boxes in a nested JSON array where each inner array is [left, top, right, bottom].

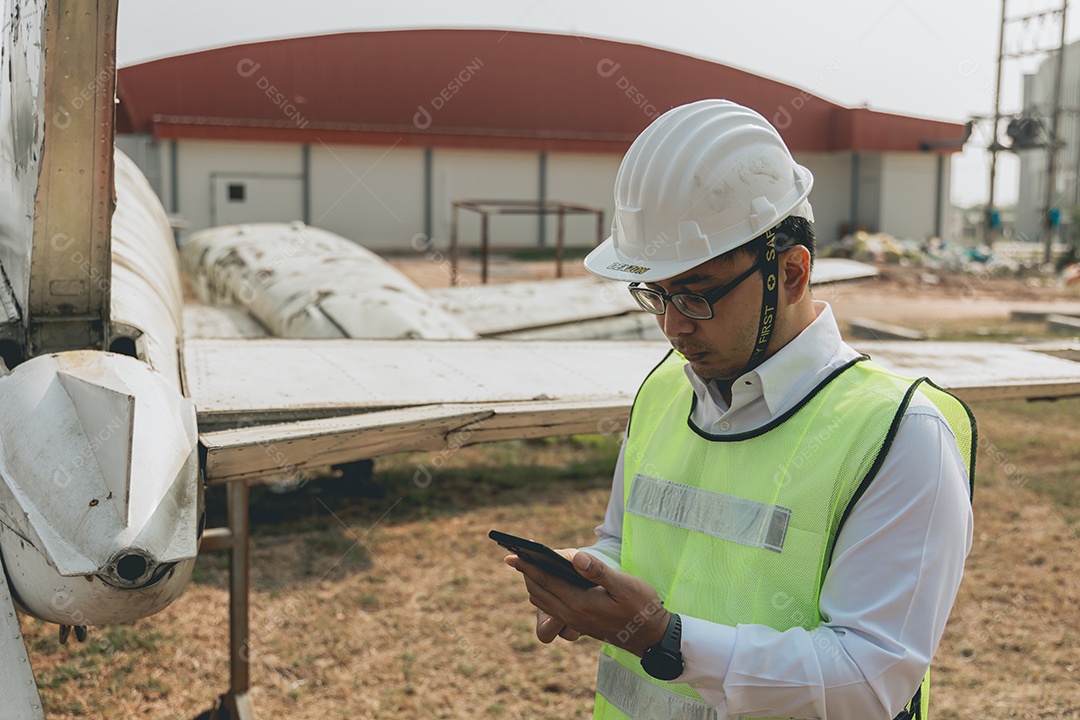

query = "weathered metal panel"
[[429, 278, 638, 336], [429, 259, 875, 338], [187, 339, 1080, 427], [201, 398, 631, 484], [181, 223, 476, 340], [0, 572, 44, 720], [487, 313, 664, 342], [26, 0, 119, 354], [191, 339, 1080, 478], [201, 404, 493, 482], [859, 341, 1080, 402], [182, 304, 269, 339], [111, 150, 185, 385], [185, 339, 668, 425], [0, 0, 46, 326]]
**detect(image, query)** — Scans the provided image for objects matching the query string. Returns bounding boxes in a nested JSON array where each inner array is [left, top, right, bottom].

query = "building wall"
[[879, 153, 943, 242], [162, 140, 305, 236], [309, 144, 426, 248], [430, 148, 541, 251], [794, 151, 853, 244], [128, 135, 951, 251], [543, 152, 620, 248]]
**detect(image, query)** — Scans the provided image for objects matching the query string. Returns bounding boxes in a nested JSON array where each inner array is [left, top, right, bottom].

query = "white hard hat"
[[584, 99, 814, 283]]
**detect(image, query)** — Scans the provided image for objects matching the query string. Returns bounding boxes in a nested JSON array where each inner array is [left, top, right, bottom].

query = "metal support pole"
[[1043, 0, 1069, 264], [423, 148, 433, 243], [849, 152, 860, 236], [449, 204, 459, 286], [934, 154, 945, 239], [480, 211, 490, 285], [556, 207, 565, 278], [222, 478, 253, 719], [596, 211, 605, 246], [301, 144, 311, 225], [538, 152, 547, 247]]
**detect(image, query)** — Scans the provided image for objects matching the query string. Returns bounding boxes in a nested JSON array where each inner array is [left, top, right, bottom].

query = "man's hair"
[[724, 215, 816, 267]]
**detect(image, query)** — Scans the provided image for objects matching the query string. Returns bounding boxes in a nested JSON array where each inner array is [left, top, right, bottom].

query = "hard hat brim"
[[583, 198, 814, 284], [583, 237, 708, 283]]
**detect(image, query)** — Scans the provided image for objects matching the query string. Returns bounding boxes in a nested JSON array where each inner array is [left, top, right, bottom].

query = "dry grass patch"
[[18, 401, 1080, 719]]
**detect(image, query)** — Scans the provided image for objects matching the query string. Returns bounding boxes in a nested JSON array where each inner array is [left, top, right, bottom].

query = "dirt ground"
[[16, 261, 1080, 719]]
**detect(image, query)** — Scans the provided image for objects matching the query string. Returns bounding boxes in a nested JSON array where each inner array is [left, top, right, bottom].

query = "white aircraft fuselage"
[[0, 0, 201, 634]]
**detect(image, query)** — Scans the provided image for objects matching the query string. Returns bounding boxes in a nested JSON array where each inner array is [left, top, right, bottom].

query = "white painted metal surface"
[[0, 570, 44, 719], [429, 278, 639, 336], [181, 223, 477, 340], [183, 304, 269, 339], [187, 338, 1080, 479], [0, 352, 199, 624], [489, 313, 664, 341], [0, 0, 45, 319], [183, 339, 668, 424], [856, 341, 1080, 402], [111, 150, 186, 386], [428, 258, 875, 339], [185, 338, 1080, 422]]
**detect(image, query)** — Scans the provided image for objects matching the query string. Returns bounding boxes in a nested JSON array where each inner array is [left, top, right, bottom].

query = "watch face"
[[641, 647, 683, 681]]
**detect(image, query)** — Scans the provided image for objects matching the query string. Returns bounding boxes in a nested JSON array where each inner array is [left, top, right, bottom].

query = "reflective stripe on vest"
[[627, 473, 791, 553], [597, 653, 717, 720], [594, 353, 975, 720]]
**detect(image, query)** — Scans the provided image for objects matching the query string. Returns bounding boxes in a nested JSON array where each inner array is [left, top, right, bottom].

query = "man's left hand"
[[506, 550, 670, 657]]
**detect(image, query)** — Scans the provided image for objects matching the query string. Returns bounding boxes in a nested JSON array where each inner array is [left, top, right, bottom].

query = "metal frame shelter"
[[449, 200, 605, 285]]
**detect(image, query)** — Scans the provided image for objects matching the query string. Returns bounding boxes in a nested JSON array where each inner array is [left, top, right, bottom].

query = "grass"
[[18, 404, 1080, 719], [973, 396, 1080, 515]]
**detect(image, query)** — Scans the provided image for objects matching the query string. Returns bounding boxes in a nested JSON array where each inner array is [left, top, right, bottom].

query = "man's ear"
[[780, 246, 812, 304]]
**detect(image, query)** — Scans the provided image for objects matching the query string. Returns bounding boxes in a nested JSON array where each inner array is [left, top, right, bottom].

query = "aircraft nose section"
[[0, 350, 201, 624]]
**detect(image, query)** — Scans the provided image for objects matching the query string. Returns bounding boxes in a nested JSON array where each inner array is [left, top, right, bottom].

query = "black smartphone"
[[489, 530, 598, 588]]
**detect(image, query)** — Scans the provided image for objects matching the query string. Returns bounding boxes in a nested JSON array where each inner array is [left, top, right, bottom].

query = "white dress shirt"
[[582, 301, 973, 719]]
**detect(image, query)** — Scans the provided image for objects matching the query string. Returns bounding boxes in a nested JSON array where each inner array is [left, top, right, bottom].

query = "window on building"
[[228, 183, 246, 202]]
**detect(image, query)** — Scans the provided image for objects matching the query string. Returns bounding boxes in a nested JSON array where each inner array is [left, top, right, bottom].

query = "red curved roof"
[[117, 29, 965, 154]]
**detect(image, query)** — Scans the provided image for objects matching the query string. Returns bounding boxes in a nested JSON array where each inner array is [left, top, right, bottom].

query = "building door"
[[210, 173, 304, 227]]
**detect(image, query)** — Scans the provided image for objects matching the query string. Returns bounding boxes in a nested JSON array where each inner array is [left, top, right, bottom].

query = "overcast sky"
[[115, 0, 1080, 208]]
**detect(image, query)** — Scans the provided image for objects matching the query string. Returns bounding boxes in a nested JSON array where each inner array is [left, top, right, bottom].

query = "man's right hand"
[[537, 608, 582, 643], [534, 547, 582, 643]]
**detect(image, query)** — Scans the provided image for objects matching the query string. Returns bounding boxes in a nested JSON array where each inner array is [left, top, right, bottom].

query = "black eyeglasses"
[[628, 261, 762, 320]]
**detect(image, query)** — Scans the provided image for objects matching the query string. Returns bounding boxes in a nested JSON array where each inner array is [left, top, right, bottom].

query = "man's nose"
[[659, 303, 695, 337]]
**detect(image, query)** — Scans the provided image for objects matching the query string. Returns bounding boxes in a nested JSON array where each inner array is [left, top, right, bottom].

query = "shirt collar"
[[683, 300, 845, 417]]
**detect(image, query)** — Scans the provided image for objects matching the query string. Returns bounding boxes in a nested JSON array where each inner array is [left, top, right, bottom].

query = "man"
[[505, 99, 974, 719]]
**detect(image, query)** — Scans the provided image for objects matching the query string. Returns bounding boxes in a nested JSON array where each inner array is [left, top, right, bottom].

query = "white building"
[[1016, 40, 1080, 246], [116, 29, 969, 252]]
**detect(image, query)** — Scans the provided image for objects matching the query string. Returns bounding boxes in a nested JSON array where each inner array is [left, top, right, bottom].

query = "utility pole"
[[1043, 0, 1069, 263], [985, 1, 1069, 259], [987, 0, 1008, 246]]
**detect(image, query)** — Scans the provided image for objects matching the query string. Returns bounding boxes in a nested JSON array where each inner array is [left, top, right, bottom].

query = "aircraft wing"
[[427, 259, 878, 339], [188, 337, 1080, 484]]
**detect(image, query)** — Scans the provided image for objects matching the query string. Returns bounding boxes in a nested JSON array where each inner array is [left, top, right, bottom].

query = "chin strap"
[[741, 228, 780, 377]]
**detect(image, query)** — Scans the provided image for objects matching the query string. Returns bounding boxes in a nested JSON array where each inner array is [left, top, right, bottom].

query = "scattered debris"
[[823, 232, 1075, 283], [1047, 314, 1080, 334], [845, 317, 924, 341]]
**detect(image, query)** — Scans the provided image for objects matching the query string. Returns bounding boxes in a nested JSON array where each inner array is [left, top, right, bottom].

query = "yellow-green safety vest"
[[594, 351, 975, 720]]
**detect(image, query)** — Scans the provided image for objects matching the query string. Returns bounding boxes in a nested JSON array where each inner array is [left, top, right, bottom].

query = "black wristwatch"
[[640, 612, 683, 680]]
